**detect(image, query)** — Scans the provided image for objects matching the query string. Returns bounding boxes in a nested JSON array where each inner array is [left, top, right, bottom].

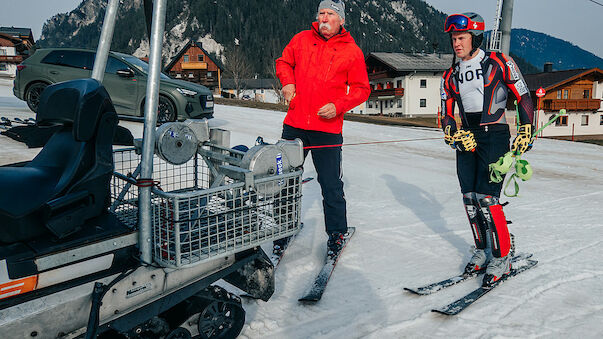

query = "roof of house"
[[0, 27, 33, 38], [221, 78, 280, 90], [524, 68, 603, 91], [164, 40, 223, 72], [366, 53, 454, 72]]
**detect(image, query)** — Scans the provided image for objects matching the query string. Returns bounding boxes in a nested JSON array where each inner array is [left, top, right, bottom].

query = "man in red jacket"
[[275, 0, 370, 257]]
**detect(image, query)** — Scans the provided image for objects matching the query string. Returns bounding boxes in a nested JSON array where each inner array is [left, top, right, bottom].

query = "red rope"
[[303, 137, 441, 150], [135, 178, 162, 190]]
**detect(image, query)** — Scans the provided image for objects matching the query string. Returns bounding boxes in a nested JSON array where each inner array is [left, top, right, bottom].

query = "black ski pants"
[[282, 124, 347, 235], [456, 125, 511, 197]]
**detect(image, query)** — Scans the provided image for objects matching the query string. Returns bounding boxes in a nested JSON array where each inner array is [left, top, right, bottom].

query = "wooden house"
[[164, 41, 223, 92], [524, 64, 603, 137]]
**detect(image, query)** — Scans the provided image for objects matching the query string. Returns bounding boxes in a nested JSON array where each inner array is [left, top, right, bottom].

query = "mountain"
[[38, 0, 451, 77], [509, 28, 603, 72], [38, 1, 602, 77]]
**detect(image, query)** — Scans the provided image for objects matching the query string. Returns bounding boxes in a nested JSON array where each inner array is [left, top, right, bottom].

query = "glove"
[[453, 129, 477, 152], [444, 125, 455, 149], [512, 124, 534, 155]]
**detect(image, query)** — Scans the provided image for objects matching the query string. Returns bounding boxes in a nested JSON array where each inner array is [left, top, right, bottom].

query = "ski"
[[302, 177, 314, 184], [432, 258, 538, 315], [270, 222, 304, 268], [404, 252, 533, 296], [298, 227, 355, 303]]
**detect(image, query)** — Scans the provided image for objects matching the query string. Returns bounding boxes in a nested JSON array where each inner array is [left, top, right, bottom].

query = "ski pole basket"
[[110, 147, 303, 268]]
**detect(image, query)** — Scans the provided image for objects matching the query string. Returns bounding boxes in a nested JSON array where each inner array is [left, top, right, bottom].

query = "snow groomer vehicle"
[[0, 0, 304, 337]]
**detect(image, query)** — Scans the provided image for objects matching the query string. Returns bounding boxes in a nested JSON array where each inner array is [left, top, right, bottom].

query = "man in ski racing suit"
[[275, 0, 370, 256], [440, 12, 535, 287]]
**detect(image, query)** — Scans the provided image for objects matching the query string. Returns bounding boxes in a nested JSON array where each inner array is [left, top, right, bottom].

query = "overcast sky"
[[1, 0, 602, 57]]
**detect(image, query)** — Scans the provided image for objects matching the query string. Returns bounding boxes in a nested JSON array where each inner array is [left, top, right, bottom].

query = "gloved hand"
[[512, 124, 533, 155], [453, 129, 477, 152], [444, 125, 456, 149]]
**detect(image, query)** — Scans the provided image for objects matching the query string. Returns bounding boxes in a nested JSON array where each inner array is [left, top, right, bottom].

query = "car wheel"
[[157, 95, 177, 123], [26, 82, 49, 113]]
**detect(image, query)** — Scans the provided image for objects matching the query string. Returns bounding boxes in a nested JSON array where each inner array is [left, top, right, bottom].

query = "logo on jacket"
[[515, 80, 529, 96], [506, 61, 520, 80]]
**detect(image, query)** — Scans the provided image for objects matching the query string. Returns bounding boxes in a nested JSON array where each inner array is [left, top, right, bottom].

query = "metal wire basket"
[[111, 148, 303, 268]]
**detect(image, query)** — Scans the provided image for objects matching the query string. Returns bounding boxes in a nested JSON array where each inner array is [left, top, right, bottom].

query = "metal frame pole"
[[91, 0, 120, 82], [139, 0, 168, 264], [500, 0, 514, 56]]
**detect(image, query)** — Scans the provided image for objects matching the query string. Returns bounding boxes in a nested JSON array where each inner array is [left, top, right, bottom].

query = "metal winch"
[[151, 120, 304, 194]]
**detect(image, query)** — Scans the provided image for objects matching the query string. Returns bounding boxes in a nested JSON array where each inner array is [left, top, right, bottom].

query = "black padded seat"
[[0, 79, 118, 243]]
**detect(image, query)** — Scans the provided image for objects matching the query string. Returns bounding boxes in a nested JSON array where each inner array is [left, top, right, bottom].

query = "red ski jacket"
[[276, 22, 370, 134]]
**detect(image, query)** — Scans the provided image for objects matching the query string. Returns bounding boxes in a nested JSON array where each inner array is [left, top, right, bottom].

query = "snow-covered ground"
[[1, 79, 602, 338]]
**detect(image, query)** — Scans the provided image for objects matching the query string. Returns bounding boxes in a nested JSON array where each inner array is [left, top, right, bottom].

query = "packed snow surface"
[[1, 78, 602, 338]]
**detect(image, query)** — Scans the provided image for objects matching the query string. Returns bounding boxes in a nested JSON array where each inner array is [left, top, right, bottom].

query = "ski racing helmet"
[[445, 12, 485, 56]]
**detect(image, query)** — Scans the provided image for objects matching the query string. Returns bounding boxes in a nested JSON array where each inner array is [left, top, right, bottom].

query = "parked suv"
[[13, 48, 214, 122]]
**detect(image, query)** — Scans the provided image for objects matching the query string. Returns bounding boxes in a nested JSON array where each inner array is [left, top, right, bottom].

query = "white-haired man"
[[275, 0, 370, 257]]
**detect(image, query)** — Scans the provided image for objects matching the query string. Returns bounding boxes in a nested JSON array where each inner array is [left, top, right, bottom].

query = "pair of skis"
[[405, 253, 538, 315]]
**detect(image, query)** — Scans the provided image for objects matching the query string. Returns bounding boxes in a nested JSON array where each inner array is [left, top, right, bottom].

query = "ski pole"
[[531, 109, 566, 138]]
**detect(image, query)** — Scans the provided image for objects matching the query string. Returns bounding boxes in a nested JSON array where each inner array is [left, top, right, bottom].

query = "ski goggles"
[[444, 14, 485, 33]]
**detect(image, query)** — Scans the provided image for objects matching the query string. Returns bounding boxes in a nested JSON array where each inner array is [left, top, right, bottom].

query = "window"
[[390, 99, 394, 108], [555, 115, 568, 126], [197, 54, 204, 62], [105, 57, 130, 74], [0, 63, 7, 71], [563, 89, 569, 99], [420, 79, 427, 88], [397, 99, 402, 108], [261, 89, 264, 93], [557, 90, 561, 99], [397, 80, 402, 88], [384, 101, 388, 109], [0, 50, 6, 56], [581, 115, 589, 126], [207, 71, 213, 77], [41, 50, 93, 69], [420, 99, 427, 108], [188, 72, 194, 78], [600, 115, 603, 125], [183, 55, 189, 62], [175, 73, 182, 78], [368, 101, 373, 108], [583, 90, 590, 99]]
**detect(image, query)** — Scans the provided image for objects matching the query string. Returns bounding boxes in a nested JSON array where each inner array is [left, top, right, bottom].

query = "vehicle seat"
[[0, 79, 118, 243]]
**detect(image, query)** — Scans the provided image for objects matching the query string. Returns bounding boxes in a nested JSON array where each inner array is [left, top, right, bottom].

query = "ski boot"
[[327, 232, 345, 258], [464, 248, 488, 275], [482, 255, 511, 288]]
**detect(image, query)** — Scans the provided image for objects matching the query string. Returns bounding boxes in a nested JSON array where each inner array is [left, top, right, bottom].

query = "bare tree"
[[223, 45, 252, 99], [266, 40, 285, 104]]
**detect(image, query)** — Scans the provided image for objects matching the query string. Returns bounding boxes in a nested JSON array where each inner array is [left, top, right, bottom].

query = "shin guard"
[[463, 193, 488, 250], [477, 195, 511, 258]]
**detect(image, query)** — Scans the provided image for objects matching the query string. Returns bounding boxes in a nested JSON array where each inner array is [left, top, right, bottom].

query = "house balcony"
[[0, 55, 23, 63], [543, 99, 601, 111], [369, 88, 404, 99], [181, 62, 208, 70], [369, 71, 392, 81]]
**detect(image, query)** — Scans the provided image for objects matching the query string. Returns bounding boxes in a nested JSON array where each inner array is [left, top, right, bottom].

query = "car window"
[[122, 55, 170, 79], [41, 50, 93, 70], [106, 56, 130, 74]]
